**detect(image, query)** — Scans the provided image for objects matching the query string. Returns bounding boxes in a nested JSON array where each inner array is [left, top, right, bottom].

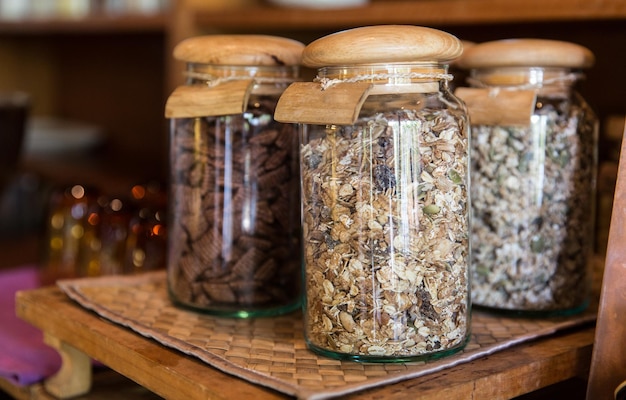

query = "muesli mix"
[[301, 108, 470, 357], [470, 95, 596, 311]]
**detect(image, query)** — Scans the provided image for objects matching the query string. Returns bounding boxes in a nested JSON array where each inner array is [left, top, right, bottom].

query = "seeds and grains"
[[301, 107, 470, 358]]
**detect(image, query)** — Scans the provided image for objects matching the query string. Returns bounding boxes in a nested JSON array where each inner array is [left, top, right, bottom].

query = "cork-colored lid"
[[457, 39, 595, 69], [301, 25, 463, 68], [173, 35, 305, 66]]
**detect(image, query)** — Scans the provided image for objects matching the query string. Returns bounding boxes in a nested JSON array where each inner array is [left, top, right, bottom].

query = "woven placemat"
[[57, 271, 596, 400]]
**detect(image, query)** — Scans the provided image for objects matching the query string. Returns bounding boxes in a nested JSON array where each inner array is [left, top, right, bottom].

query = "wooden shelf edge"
[[15, 286, 596, 400], [15, 287, 286, 400], [0, 13, 167, 34], [194, 0, 626, 31]]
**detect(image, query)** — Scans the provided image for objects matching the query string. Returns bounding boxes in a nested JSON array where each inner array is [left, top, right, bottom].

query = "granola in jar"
[[457, 39, 598, 315], [277, 25, 471, 361]]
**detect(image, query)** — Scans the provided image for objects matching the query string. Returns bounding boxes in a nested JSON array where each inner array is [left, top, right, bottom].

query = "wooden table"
[[14, 286, 594, 400]]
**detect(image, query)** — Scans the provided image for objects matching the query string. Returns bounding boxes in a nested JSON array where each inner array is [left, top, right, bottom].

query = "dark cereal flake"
[[168, 94, 301, 312]]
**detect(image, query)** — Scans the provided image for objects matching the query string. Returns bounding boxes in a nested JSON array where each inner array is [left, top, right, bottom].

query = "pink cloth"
[[0, 265, 61, 386]]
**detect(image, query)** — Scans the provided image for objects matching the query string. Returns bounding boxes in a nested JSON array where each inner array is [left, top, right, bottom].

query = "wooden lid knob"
[[457, 39, 595, 69], [173, 35, 305, 66], [302, 25, 463, 67]]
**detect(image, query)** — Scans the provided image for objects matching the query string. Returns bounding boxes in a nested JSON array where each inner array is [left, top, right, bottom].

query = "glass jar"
[[97, 195, 133, 275], [40, 184, 100, 285], [457, 39, 598, 315], [276, 26, 471, 361], [166, 35, 305, 317], [123, 182, 167, 274]]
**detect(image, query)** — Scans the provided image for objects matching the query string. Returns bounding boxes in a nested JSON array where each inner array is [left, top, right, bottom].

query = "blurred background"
[[0, 0, 623, 268], [0, 2, 623, 399]]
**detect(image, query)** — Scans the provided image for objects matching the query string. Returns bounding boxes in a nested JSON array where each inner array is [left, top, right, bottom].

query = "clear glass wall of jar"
[[277, 26, 471, 362], [457, 39, 598, 316], [166, 35, 304, 317]]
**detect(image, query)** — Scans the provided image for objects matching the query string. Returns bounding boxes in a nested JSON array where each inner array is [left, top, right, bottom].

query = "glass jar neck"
[[317, 63, 451, 94], [468, 67, 580, 95], [185, 63, 299, 95]]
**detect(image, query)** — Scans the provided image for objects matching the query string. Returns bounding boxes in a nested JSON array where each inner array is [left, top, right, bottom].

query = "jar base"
[[472, 299, 590, 318], [304, 334, 470, 363], [168, 290, 302, 318]]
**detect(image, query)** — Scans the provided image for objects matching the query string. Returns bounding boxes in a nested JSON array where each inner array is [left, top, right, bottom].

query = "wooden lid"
[[457, 39, 595, 69], [301, 25, 463, 67], [173, 35, 305, 66]]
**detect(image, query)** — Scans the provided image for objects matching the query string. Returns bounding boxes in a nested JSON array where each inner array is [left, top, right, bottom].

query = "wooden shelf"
[[0, 368, 162, 400], [0, 13, 167, 34], [194, 0, 626, 32], [16, 285, 595, 400]]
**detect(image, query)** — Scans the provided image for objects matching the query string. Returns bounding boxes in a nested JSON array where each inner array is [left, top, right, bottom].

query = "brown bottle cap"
[[173, 35, 305, 66], [457, 38, 595, 69], [302, 25, 463, 67]]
